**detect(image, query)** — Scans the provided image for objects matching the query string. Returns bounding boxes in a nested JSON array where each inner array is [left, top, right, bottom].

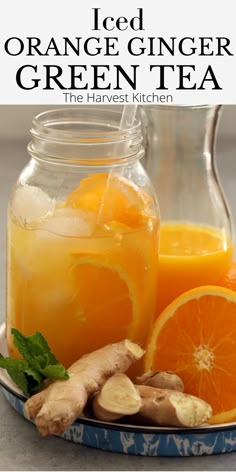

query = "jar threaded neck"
[[28, 107, 144, 165]]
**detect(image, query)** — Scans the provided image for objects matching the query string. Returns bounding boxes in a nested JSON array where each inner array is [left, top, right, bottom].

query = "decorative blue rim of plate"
[[1, 323, 236, 457]]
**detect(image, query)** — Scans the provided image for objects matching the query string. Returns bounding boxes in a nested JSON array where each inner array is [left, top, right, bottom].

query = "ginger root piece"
[[92, 373, 142, 422], [136, 370, 184, 392], [24, 339, 144, 436], [135, 385, 212, 427], [92, 375, 212, 428]]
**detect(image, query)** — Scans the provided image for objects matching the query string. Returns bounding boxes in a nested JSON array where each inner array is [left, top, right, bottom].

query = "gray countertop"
[[0, 139, 236, 471]]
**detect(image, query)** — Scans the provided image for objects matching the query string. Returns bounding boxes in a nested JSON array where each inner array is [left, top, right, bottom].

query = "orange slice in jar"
[[70, 254, 140, 350], [65, 173, 153, 227]]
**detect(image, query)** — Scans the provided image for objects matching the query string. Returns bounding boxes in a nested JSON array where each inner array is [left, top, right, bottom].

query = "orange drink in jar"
[[6, 108, 160, 371]]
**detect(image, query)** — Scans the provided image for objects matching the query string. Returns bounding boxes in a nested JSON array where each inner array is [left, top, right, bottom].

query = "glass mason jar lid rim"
[[31, 107, 141, 143], [28, 107, 143, 163]]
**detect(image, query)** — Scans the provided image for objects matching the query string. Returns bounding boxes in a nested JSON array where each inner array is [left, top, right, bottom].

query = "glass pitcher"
[[140, 105, 234, 315], [6, 107, 160, 369]]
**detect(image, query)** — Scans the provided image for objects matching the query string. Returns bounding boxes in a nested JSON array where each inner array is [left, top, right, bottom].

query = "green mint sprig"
[[0, 328, 69, 397]]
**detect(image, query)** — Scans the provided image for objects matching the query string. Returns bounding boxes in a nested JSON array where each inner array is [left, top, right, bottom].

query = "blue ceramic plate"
[[1, 322, 236, 457]]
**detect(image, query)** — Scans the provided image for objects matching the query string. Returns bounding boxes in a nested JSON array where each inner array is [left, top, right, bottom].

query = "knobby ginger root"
[[134, 385, 212, 427], [92, 374, 212, 427], [24, 339, 144, 436], [92, 373, 142, 422], [136, 370, 184, 392]]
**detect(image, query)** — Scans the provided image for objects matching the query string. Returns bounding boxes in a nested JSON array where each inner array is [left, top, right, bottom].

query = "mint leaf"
[[0, 355, 31, 396], [11, 329, 59, 368], [0, 329, 69, 397], [0, 354, 26, 371], [42, 364, 69, 379], [23, 364, 44, 384], [7, 367, 30, 397], [11, 329, 68, 377]]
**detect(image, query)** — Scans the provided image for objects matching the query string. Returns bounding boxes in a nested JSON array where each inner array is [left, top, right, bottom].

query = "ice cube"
[[33, 283, 77, 313], [11, 185, 56, 225], [40, 207, 96, 237]]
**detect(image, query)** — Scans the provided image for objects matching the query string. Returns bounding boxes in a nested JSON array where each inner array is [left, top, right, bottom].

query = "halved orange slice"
[[145, 286, 236, 424], [70, 255, 140, 351]]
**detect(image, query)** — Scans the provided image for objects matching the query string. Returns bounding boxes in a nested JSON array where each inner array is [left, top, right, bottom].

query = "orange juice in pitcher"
[[158, 222, 233, 314], [6, 107, 160, 368], [141, 105, 234, 314]]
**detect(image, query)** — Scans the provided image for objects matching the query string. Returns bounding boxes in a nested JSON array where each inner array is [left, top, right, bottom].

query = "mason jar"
[[6, 106, 160, 370]]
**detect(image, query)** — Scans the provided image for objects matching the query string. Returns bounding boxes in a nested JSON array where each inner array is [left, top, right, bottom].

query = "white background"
[[0, 0, 236, 104]]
